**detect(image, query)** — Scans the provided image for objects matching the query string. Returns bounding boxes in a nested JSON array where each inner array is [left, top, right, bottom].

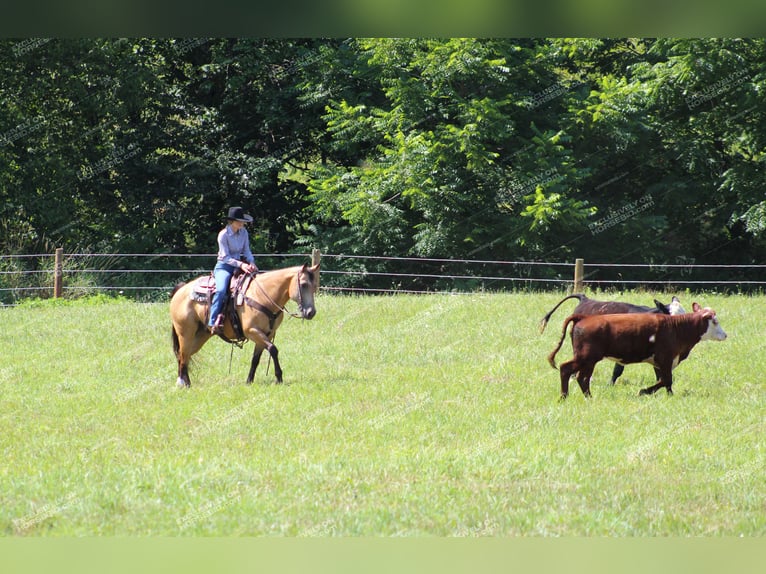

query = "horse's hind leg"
[[172, 326, 191, 388], [177, 361, 190, 388], [175, 335, 196, 388], [174, 337, 192, 388], [174, 322, 212, 388]]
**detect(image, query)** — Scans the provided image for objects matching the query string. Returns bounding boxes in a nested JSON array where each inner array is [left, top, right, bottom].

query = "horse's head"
[[290, 263, 320, 319]]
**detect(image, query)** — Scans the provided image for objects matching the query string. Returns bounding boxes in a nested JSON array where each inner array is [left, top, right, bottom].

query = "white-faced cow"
[[547, 302, 727, 399], [539, 293, 686, 384]]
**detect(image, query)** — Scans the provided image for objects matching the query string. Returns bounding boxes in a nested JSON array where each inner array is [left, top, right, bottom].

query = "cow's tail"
[[539, 294, 586, 334], [547, 314, 584, 369]]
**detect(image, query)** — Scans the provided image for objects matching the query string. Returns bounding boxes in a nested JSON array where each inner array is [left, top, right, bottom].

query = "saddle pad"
[[189, 273, 251, 305], [190, 275, 216, 302]]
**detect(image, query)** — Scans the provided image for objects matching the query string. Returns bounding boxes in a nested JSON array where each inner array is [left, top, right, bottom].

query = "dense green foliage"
[[2, 39, 765, 289], [1, 294, 763, 535]]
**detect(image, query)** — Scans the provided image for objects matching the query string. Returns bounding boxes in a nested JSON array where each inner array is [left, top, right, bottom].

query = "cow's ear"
[[655, 299, 669, 313], [692, 302, 701, 312]]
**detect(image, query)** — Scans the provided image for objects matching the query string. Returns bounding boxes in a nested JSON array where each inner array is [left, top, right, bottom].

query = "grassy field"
[[0, 291, 763, 536]]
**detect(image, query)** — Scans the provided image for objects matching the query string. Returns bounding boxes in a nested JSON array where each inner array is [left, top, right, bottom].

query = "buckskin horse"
[[169, 263, 320, 388]]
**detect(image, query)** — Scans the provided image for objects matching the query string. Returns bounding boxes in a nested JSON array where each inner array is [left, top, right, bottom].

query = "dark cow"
[[540, 293, 685, 385], [547, 302, 727, 399]]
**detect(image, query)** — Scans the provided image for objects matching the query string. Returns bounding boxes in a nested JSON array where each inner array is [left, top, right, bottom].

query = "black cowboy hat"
[[226, 206, 253, 223]]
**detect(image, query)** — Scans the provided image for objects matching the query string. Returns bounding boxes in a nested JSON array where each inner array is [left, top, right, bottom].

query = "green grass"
[[0, 292, 763, 536]]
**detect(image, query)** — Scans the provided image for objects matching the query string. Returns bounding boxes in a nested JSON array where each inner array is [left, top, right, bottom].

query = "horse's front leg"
[[268, 342, 282, 383], [247, 347, 264, 385], [247, 327, 283, 384]]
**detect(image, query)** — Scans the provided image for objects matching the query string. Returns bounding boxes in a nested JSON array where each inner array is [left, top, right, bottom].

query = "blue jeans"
[[208, 262, 237, 326]]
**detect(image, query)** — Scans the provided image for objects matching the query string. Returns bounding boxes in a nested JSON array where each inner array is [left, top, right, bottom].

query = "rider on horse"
[[208, 206, 258, 335]]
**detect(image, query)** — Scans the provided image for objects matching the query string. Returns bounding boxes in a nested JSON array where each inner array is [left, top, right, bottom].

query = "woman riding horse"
[[170, 262, 320, 388], [208, 206, 258, 335]]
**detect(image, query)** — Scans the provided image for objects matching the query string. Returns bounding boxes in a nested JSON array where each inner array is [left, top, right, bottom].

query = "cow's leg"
[[664, 370, 673, 395], [639, 381, 663, 395], [576, 364, 594, 397], [559, 360, 578, 399], [610, 363, 625, 384], [639, 366, 672, 396], [246, 346, 265, 385]]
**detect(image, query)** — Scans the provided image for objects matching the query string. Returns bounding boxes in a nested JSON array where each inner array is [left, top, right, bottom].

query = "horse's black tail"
[[170, 282, 186, 298], [170, 282, 186, 359], [171, 325, 180, 359], [539, 294, 587, 334]]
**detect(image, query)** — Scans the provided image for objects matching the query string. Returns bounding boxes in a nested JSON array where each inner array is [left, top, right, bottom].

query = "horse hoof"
[[176, 377, 189, 389]]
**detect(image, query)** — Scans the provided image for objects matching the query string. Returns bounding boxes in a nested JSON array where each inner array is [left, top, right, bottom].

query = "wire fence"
[[1, 251, 765, 306]]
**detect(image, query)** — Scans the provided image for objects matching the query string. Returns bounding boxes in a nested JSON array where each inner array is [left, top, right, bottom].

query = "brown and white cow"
[[539, 293, 686, 384], [547, 302, 727, 399]]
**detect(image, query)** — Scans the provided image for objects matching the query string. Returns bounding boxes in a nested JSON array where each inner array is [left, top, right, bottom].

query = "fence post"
[[311, 248, 321, 290], [573, 258, 584, 293], [54, 247, 64, 298]]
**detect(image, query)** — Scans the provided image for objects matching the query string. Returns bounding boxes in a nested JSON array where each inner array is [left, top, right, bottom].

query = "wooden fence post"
[[311, 248, 321, 290], [54, 247, 63, 298], [573, 258, 584, 293]]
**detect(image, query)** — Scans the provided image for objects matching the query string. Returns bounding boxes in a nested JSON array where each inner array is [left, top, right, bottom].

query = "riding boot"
[[210, 314, 225, 335]]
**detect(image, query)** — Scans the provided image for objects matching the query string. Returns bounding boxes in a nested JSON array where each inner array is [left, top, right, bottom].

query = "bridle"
[[252, 267, 309, 320]]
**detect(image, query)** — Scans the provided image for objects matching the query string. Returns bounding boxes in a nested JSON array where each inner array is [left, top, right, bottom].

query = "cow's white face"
[[702, 315, 727, 341], [668, 296, 685, 316], [692, 302, 727, 341]]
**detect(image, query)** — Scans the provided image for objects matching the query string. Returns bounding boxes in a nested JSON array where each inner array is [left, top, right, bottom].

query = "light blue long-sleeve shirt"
[[216, 225, 255, 267]]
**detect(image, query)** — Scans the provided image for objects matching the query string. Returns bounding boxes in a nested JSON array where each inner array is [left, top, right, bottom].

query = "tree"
[[2, 38, 764, 297], [300, 40, 593, 285]]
